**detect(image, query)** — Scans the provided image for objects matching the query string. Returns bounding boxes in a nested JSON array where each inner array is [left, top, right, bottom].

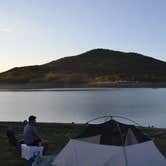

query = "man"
[[23, 115, 42, 146]]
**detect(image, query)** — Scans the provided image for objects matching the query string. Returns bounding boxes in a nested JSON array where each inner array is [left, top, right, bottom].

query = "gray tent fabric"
[[52, 139, 166, 166], [53, 139, 126, 166], [125, 128, 138, 145], [125, 141, 166, 166]]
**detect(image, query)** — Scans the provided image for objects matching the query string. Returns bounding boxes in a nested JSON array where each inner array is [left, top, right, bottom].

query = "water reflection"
[[0, 88, 166, 127]]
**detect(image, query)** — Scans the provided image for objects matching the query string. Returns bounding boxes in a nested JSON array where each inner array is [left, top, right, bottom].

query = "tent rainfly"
[[52, 120, 166, 166]]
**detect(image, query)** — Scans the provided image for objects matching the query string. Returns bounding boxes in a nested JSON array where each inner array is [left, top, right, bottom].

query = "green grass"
[[0, 122, 166, 166]]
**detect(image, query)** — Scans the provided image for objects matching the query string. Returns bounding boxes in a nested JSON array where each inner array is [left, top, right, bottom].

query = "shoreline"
[[0, 121, 165, 129], [0, 82, 166, 91]]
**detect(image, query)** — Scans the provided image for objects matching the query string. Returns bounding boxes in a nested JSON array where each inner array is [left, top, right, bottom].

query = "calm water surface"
[[0, 88, 166, 127]]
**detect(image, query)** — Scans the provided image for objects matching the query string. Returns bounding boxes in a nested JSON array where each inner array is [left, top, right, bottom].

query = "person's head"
[[23, 120, 28, 125], [28, 115, 36, 125]]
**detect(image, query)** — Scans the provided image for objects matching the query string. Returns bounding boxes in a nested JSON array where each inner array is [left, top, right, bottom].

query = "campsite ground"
[[0, 122, 166, 166]]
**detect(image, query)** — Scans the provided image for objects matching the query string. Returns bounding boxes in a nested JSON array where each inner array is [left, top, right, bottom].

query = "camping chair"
[[6, 128, 19, 149]]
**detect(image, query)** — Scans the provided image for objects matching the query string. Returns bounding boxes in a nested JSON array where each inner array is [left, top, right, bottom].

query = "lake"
[[0, 88, 166, 128]]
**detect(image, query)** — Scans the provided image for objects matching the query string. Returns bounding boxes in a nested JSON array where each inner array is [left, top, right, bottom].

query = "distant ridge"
[[0, 48, 166, 88]]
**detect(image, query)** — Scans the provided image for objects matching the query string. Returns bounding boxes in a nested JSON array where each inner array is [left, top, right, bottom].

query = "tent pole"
[[86, 115, 142, 126]]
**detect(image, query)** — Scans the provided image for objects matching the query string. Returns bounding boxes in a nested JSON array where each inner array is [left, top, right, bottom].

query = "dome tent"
[[77, 119, 150, 146], [52, 117, 166, 166]]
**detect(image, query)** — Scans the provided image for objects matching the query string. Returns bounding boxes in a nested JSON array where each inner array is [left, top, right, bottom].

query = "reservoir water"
[[0, 88, 166, 128]]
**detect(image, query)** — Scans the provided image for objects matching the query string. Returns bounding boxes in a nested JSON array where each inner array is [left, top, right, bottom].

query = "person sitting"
[[23, 115, 48, 154], [23, 115, 41, 146]]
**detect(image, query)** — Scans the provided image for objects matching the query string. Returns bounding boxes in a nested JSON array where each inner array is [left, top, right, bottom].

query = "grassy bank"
[[1, 82, 166, 90], [0, 122, 166, 166]]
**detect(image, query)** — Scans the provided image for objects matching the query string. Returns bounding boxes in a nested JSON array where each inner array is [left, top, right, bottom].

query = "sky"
[[0, 0, 166, 72]]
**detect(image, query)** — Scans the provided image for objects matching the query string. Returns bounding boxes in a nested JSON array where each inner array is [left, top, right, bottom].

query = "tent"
[[77, 119, 150, 145], [52, 119, 166, 166]]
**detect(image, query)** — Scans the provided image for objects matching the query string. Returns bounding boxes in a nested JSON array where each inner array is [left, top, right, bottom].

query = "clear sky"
[[0, 0, 166, 72]]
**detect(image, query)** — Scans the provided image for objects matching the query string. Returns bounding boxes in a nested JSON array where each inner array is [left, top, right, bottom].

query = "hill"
[[0, 48, 166, 88]]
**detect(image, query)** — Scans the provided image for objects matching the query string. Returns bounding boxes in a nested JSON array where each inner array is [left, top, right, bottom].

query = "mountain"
[[0, 48, 166, 88]]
